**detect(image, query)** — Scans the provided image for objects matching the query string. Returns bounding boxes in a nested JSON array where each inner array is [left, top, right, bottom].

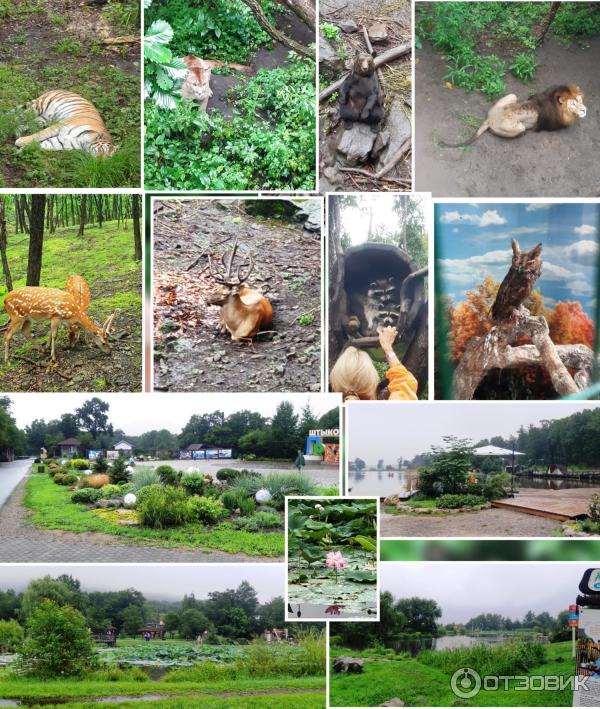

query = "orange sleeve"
[[386, 363, 418, 401]]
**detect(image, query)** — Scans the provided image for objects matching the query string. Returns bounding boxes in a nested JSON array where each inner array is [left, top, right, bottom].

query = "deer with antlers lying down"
[[205, 240, 273, 341], [3, 284, 117, 365]]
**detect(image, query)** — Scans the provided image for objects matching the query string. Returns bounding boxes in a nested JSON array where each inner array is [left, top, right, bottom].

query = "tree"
[[0, 198, 13, 291], [76, 398, 111, 439], [395, 597, 442, 635], [120, 604, 145, 637], [78, 195, 87, 237], [26, 195, 46, 286], [549, 301, 594, 349], [17, 600, 98, 678], [178, 608, 210, 640], [0, 619, 23, 653], [133, 195, 142, 261], [21, 576, 82, 619], [536, 1, 562, 43], [0, 589, 21, 621], [256, 597, 285, 632], [59, 414, 79, 440], [354, 458, 366, 472], [417, 437, 473, 497], [163, 611, 180, 634], [270, 401, 299, 458]]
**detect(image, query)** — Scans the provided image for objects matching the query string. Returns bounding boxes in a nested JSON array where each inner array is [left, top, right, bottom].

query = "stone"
[[333, 656, 364, 674], [292, 200, 321, 233], [337, 123, 377, 166], [384, 495, 400, 506], [380, 700, 405, 707], [319, 35, 344, 79], [96, 498, 123, 509], [368, 22, 388, 43], [376, 97, 412, 172], [339, 19, 358, 33]]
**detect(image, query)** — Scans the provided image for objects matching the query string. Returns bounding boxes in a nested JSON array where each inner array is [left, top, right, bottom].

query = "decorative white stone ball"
[[255, 488, 272, 504], [125, 466, 134, 474], [124, 493, 137, 508], [186, 466, 199, 474]]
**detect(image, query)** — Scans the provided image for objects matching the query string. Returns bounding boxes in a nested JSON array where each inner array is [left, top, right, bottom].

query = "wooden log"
[[239, 0, 313, 58], [319, 43, 411, 102], [102, 36, 139, 45]]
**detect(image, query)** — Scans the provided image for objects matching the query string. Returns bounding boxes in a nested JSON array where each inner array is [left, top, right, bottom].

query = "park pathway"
[[0, 458, 33, 509], [0, 475, 282, 563]]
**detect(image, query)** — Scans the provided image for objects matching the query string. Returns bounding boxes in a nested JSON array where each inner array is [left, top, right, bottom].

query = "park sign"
[[309, 429, 339, 438], [574, 607, 600, 706], [570, 604, 580, 627], [579, 569, 600, 594]]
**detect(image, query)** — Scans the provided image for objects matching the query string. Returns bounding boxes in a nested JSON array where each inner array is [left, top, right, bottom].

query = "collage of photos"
[[0, 0, 598, 708]]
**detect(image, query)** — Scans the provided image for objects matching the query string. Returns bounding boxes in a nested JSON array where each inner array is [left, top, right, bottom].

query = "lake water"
[[386, 634, 542, 656], [347, 470, 598, 497]]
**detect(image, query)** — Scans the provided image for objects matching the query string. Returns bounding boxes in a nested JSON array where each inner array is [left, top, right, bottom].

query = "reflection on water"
[[386, 633, 543, 656], [347, 470, 598, 497]]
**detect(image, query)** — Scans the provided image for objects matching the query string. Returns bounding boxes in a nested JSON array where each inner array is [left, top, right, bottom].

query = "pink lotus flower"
[[326, 551, 347, 570]]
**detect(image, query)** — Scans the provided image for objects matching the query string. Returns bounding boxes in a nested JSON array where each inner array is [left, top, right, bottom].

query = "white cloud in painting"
[[525, 204, 551, 211], [543, 296, 556, 308], [568, 280, 595, 296], [542, 261, 583, 281], [574, 224, 597, 235], [440, 209, 506, 227], [543, 240, 598, 265]]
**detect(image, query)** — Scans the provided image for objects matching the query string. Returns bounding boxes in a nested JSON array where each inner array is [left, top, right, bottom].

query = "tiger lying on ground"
[[14, 90, 117, 156]]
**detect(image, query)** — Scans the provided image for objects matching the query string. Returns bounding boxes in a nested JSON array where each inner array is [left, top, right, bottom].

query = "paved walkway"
[[0, 458, 33, 507], [381, 507, 561, 538], [0, 475, 283, 563]]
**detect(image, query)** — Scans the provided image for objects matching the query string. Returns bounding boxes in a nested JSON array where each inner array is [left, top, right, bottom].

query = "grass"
[[4, 696, 323, 709], [330, 641, 573, 707], [24, 474, 284, 557]]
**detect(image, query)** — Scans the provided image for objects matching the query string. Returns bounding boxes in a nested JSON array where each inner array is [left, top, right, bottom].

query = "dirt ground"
[[415, 37, 600, 197], [381, 508, 561, 537], [153, 200, 322, 393], [319, 0, 412, 192]]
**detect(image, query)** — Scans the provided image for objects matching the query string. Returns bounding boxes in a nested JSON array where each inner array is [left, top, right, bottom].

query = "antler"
[[208, 239, 254, 286], [102, 309, 120, 335]]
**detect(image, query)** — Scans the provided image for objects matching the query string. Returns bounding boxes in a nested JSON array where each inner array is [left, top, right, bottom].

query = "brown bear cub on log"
[[339, 51, 384, 131]]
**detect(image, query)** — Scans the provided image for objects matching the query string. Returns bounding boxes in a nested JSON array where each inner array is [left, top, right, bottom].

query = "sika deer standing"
[[205, 240, 273, 341], [64, 274, 91, 346], [3, 286, 117, 364]]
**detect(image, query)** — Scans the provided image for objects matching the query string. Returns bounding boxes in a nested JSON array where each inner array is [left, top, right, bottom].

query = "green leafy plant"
[[181, 472, 206, 496], [70, 459, 90, 470], [109, 457, 130, 485], [221, 490, 243, 511], [510, 52, 537, 82], [216, 467, 239, 482], [239, 497, 257, 517], [71, 488, 103, 504], [0, 619, 24, 653], [321, 22, 341, 42], [156, 464, 181, 486], [137, 486, 189, 528], [131, 466, 160, 491], [187, 496, 227, 525], [436, 493, 486, 509], [144, 19, 186, 109]]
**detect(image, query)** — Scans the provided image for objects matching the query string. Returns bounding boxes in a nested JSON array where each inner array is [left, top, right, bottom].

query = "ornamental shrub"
[[131, 466, 160, 491], [186, 496, 227, 525], [16, 600, 98, 678], [437, 494, 486, 509], [137, 486, 189, 528], [155, 464, 181, 486], [71, 488, 103, 504], [70, 459, 90, 470], [109, 457, 131, 485], [181, 473, 206, 497], [77, 474, 111, 489], [0, 619, 24, 653], [216, 467, 238, 482]]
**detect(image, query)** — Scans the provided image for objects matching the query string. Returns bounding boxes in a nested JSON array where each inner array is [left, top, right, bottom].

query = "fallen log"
[[102, 36, 139, 45]]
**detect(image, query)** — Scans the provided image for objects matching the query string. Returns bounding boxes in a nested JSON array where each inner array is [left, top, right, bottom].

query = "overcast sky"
[[0, 564, 284, 603], [382, 563, 590, 622], [7, 393, 341, 434], [341, 193, 433, 247], [347, 401, 600, 464]]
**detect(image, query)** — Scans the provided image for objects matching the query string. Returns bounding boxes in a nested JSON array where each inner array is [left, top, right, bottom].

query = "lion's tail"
[[439, 120, 489, 148]]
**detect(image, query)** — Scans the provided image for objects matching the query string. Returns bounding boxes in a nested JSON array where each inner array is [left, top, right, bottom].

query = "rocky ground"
[[319, 0, 412, 192], [153, 199, 322, 392]]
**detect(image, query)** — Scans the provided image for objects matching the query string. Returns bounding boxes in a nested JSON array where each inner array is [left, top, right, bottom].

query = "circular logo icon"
[[451, 668, 481, 699]]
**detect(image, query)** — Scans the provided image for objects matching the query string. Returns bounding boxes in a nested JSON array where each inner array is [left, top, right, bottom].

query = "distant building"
[[140, 623, 165, 640], [55, 438, 81, 458], [179, 444, 232, 460], [262, 628, 289, 642], [113, 440, 133, 456]]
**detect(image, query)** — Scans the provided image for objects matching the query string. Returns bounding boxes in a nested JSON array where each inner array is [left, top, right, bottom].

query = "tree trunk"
[[239, 0, 313, 57], [78, 195, 87, 237], [279, 0, 315, 30], [0, 199, 13, 292], [536, 2, 561, 44], [97, 195, 103, 228], [26, 195, 46, 287], [132, 195, 142, 261]]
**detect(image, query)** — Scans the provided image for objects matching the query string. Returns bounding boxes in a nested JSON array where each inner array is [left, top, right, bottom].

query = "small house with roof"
[[55, 437, 82, 458]]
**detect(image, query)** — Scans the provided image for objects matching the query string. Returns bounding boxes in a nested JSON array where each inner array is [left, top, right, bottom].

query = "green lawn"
[[17, 696, 323, 709], [24, 473, 284, 557], [330, 642, 573, 707]]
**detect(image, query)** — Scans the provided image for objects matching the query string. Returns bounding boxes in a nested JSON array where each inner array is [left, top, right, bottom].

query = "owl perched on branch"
[[491, 239, 542, 322]]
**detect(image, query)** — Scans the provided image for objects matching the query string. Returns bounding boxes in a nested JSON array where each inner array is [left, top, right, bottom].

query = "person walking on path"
[[294, 450, 305, 472]]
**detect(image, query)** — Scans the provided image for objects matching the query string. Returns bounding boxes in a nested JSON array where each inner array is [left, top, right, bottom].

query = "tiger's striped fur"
[[15, 90, 117, 156]]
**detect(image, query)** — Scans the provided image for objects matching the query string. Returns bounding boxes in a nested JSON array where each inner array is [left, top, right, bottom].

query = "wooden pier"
[[491, 487, 600, 521]]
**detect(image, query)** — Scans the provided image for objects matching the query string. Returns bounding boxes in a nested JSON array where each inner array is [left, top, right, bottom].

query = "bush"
[[135, 483, 163, 505], [181, 473, 206, 497], [187, 496, 227, 525], [93, 458, 109, 474], [71, 488, 103, 504], [221, 490, 243, 511], [156, 465, 181, 486], [216, 468, 238, 482], [239, 498, 256, 516], [131, 466, 160, 491], [0, 619, 24, 653], [137, 486, 189, 529], [417, 440, 473, 497], [99, 484, 125, 499], [262, 472, 318, 508], [53, 473, 65, 485], [16, 600, 99, 678], [71, 459, 90, 470], [77, 474, 111, 489], [231, 511, 282, 531], [437, 494, 486, 509], [482, 472, 511, 500], [228, 472, 263, 499], [109, 457, 131, 485]]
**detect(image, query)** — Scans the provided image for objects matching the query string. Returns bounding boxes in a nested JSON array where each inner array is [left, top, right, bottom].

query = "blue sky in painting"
[[435, 202, 599, 316]]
